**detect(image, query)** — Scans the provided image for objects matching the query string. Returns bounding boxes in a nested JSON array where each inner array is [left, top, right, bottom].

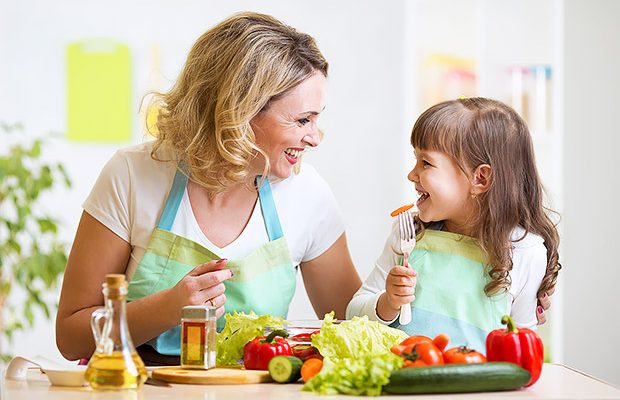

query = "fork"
[[397, 209, 416, 325]]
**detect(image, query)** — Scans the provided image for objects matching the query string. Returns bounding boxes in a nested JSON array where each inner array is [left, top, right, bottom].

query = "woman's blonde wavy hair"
[[411, 97, 561, 298], [149, 12, 328, 194]]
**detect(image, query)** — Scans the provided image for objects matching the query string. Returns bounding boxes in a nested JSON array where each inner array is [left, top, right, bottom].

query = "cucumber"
[[268, 356, 303, 383], [383, 362, 530, 394]]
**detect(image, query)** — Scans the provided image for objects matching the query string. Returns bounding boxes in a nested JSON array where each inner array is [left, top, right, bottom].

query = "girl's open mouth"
[[416, 190, 429, 207]]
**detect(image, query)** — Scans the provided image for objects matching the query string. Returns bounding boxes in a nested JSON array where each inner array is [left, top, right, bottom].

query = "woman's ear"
[[471, 164, 492, 195]]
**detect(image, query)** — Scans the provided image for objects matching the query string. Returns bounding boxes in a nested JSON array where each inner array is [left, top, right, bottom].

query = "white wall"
[[0, 0, 409, 363], [562, 0, 620, 386]]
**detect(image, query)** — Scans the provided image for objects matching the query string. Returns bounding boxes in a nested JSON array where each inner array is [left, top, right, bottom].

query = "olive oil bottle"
[[85, 274, 147, 390]]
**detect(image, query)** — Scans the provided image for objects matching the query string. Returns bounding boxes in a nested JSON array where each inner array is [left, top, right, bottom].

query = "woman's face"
[[250, 71, 326, 180], [408, 147, 476, 235]]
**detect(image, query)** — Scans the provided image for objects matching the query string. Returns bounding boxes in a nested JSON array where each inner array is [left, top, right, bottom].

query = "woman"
[[56, 12, 361, 363]]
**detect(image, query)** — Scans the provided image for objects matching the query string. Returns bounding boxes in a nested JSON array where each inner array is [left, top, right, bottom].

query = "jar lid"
[[182, 305, 216, 320]]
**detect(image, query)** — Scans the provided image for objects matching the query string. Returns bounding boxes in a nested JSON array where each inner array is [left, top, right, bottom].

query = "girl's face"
[[408, 147, 476, 235], [250, 71, 326, 180]]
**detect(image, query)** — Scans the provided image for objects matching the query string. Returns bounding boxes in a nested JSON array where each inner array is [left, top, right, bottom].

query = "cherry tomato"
[[443, 346, 487, 364]]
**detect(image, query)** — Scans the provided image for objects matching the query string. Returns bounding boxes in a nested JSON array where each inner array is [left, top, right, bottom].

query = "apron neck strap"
[[157, 163, 188, 230], [256, 176, 284, 241]]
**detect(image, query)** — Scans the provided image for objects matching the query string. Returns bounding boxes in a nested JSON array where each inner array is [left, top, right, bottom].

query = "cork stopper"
[[105, 274, 126, 288]]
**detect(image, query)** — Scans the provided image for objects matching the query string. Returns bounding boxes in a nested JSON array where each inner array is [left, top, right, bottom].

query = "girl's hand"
[[169, 259, 233, 320], [536, 288, 554, 325], [385, 265, 417, 310]]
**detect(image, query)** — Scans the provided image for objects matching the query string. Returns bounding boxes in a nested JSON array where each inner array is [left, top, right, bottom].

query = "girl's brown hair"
[[148, 12, 328, 194], [411, 97, 561, 298]]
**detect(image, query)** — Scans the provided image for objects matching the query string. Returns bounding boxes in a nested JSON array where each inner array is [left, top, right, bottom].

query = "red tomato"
[[401, 342, 444, 368], [443, 346, 487, 364]]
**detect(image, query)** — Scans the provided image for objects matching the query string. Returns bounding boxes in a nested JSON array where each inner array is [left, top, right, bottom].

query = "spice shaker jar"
[[180, 305, 216, 369]]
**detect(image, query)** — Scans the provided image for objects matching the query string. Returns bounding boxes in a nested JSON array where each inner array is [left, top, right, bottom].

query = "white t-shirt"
[[83, 141, 345, 280], [346, 221, 547, 330]]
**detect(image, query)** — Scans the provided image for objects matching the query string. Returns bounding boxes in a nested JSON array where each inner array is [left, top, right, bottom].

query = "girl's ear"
[[471, 164, 492, 195]]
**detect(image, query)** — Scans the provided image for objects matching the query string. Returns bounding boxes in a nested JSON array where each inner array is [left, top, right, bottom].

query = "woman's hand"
[[169, 259, 233, 320], [536, 288, 554, 325], [377, 266, 416, 322]]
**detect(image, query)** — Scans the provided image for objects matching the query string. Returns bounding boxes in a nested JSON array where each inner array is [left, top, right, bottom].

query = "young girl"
[[347, 97, 561, 352]]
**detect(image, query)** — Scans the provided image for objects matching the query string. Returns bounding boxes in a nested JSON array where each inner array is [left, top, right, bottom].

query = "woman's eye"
[[297, 117, 310, 126]]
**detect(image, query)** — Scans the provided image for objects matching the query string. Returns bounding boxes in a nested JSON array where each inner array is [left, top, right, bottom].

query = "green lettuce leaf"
[[216, 312, 286, 366], [311, 313, 408, 359], [302, 352, 403, 396]]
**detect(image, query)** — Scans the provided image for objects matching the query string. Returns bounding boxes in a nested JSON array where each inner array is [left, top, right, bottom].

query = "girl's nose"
[[407, 167, 418, 182]]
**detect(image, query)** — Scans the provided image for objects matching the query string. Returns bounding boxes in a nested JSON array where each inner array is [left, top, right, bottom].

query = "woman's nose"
[[303, 125, 321, 147]]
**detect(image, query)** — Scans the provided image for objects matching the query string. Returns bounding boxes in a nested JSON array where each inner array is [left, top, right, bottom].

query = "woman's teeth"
[[285, 148, 302, 159]]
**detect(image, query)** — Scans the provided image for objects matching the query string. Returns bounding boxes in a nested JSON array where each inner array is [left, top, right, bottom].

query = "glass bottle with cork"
[[85, 274, 147, 390]]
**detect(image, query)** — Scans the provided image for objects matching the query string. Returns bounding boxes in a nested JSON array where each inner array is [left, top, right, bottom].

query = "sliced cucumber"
[[268, 356, 303, 383], [383, 362, 531, 394]]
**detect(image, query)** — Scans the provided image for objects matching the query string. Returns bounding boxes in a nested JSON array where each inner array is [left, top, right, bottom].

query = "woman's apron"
[[126, 168, 297, 356], [391, 230, 509, 353]]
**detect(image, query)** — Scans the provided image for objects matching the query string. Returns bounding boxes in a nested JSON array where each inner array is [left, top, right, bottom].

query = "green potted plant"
[[0, 122, 71, 362]]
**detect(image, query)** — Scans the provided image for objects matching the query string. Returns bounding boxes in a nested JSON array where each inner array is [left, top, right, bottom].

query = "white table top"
[[1, 364, 619, 400]]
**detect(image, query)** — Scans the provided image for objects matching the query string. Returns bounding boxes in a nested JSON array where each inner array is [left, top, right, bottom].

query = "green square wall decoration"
[[67, 39, 132, 142]]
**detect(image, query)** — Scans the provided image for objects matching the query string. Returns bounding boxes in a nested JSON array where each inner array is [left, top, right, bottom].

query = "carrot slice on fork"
[[390, 203, 414, 217]]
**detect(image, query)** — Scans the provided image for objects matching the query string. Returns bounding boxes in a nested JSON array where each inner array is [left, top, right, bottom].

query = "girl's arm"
[[56, 212, 230, 360], [536, 289, 554, 324], [509, 241, 547, 329], [300, 233, 361, 320]]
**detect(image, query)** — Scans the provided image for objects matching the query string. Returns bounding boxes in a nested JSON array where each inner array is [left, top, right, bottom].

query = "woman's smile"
[[284, 147, 306, 165]]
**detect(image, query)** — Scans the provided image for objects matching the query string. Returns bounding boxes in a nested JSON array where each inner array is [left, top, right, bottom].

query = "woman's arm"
[[299, 233, 361, 319], [56, 211, 230, 360]]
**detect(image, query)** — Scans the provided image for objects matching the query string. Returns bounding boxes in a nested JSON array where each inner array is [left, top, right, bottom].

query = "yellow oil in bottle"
[[85, 351, 147, 390]]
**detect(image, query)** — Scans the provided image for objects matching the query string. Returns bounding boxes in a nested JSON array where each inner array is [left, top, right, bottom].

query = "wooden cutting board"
[[152, 366, 272, 385]]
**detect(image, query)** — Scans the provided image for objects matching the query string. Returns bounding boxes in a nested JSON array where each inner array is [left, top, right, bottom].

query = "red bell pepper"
[[486, 315, 544, 387], [243, 329, 292, 370]]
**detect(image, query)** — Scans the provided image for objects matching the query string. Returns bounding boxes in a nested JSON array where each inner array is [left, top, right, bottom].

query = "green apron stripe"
[[414, 230, 486, 264], [146, 229, 293, 282]]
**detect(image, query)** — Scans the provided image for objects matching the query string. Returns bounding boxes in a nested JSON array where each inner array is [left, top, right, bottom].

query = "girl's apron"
[[126, 168, 297, 356], [391, 230, 509, 353]]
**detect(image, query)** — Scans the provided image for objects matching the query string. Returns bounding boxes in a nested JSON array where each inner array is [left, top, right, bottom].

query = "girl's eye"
[[422, 160, 431, 167], [297, 117, 310, 126]]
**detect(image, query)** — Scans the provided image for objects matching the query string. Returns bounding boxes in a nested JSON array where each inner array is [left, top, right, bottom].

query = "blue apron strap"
[[157, 164, 188, 230], [256, 176, 284, 241]]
